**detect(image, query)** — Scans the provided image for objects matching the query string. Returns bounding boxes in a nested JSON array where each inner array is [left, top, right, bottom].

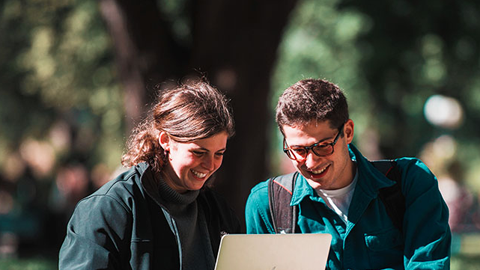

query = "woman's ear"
[[344, 119, 354, 144], [159, 131, 170, 151]]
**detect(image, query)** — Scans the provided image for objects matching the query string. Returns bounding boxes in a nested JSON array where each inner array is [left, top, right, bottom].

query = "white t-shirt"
[[316, 166, 358, 224]]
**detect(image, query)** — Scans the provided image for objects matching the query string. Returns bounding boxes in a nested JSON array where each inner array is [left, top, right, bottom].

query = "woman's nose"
[[202, 155, 215, 170]]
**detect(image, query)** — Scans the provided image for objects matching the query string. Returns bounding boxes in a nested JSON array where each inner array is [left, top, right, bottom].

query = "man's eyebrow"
[[289, 135, 334, 147]]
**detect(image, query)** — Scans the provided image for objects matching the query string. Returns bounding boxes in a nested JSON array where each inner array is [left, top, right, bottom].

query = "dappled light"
[[424, 95, 464, 129], [1, 0, 480, 268]]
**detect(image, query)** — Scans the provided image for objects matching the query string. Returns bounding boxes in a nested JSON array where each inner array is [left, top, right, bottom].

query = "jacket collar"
[[290, 144, 396, 206], [350, 144, 397, 197], [134, 162, 163, 203]]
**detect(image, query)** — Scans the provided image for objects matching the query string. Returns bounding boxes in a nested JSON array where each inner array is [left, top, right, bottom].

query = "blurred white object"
[[424, 95, 464, 129]]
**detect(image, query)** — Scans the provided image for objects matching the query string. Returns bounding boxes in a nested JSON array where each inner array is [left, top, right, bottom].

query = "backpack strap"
[[371, 160, 405, 232], [268, 172, 298, 233], [268, 161, 405, 233]]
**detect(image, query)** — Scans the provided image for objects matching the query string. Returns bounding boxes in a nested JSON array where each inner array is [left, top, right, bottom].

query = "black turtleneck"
[[156, 176, 215, 270]]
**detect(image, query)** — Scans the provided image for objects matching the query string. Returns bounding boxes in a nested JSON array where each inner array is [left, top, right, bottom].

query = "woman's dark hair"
[[122, 79, 234, 172], [276, 79, 349, 134]]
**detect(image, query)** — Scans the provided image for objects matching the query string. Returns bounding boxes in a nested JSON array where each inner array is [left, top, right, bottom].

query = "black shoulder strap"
[[268, 172, 298, 233], [371, 160, 405, 232], [268, 161, 405, 233]]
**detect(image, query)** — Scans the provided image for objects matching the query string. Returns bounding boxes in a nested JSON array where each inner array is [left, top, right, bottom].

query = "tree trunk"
[[99, 0, 298, 229]]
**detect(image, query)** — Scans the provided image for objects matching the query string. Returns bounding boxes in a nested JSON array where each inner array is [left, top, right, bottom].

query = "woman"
[[59, 80, 241, 270]]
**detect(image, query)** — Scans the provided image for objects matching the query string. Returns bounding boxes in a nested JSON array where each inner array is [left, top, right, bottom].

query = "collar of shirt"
[[291, 144, 395, 206]]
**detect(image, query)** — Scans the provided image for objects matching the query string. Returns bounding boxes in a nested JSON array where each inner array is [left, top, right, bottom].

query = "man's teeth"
[[192, 170, 207, 178], [312, 166, 328, 174]]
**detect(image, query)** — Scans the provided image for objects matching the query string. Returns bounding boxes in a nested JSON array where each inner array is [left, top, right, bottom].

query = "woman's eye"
[[215, 152, 225, 157], [192, 151, 206, 157]]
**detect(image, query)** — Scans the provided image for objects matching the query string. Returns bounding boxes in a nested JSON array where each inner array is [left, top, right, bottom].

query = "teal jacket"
[[59, 163, 240, 270], [245, 145, 451, 270]]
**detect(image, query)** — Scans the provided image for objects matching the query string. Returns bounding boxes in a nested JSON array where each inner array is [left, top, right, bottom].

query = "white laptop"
[[214, 233, 332, 270]]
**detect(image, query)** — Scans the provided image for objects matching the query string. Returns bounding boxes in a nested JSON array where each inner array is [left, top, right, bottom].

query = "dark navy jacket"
[[59, 163, 240, 269]]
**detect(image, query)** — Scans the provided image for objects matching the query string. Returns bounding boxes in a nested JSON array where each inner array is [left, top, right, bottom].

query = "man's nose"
[[304, 150, 320, 167]]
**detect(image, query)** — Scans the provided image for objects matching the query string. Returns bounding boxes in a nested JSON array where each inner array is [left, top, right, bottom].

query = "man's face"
[[282, 119, 355, 190]]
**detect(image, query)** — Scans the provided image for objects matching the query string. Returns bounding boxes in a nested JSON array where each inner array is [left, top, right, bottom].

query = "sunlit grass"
[[0, 257, 56, 270], [0, 252, 479, 269], [452, 255, 480, 270]]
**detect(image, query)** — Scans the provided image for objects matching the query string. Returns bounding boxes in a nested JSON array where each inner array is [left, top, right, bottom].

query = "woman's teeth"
[[192, 170, 207, 178]]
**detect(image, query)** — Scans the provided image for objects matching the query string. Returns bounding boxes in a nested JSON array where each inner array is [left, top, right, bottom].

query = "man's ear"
[[344, 119, 354, 144], [159, 131, 170, 150]]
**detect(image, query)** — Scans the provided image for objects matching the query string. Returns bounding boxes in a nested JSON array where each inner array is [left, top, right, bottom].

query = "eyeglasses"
[[283, 124, 345, 161]]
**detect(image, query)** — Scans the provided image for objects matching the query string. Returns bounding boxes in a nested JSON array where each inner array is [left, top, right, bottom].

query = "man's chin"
[[305, 178, 326, 190]]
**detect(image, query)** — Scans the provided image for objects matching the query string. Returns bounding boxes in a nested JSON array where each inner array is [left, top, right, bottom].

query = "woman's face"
[[160, 131, 229, 193]]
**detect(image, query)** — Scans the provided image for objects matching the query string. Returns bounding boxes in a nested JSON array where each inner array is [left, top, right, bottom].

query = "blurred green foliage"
[[272, 0, 480, 192], [0, 0, 124, 260], [0, 0, 124, 173], [1, 0, 480, 265]]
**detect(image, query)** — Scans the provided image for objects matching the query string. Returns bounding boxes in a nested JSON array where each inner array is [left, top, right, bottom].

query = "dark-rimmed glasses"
[[283, 124, 345, 161]]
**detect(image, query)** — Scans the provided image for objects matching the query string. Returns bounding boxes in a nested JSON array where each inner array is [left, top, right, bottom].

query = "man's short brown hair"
[[276, 79, 349, 134]]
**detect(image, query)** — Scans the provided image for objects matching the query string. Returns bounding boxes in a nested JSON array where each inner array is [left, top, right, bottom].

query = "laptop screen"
[[214, 233, 332, 270]]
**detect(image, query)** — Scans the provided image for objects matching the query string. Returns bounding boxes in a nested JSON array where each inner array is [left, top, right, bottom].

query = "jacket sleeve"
[[400, 158, 451, 269], [58, 195, 132, 270], [245, 181, 276, 234]]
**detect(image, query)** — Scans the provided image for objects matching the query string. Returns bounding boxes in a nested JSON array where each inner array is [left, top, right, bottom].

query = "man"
[[245, 79, 451, 269]]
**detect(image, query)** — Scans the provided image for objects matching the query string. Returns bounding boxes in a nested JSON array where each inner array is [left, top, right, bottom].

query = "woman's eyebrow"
[[194, 146, 227, 152]]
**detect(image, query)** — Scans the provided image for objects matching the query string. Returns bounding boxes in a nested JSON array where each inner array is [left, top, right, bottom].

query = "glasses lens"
[[311, 144, 333, 156], [284, 149, 294, 160], [290, 148, 307, 160]]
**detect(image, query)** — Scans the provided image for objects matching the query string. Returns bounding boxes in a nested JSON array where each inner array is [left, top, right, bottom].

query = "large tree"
[[98, 0, 298, 226]]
